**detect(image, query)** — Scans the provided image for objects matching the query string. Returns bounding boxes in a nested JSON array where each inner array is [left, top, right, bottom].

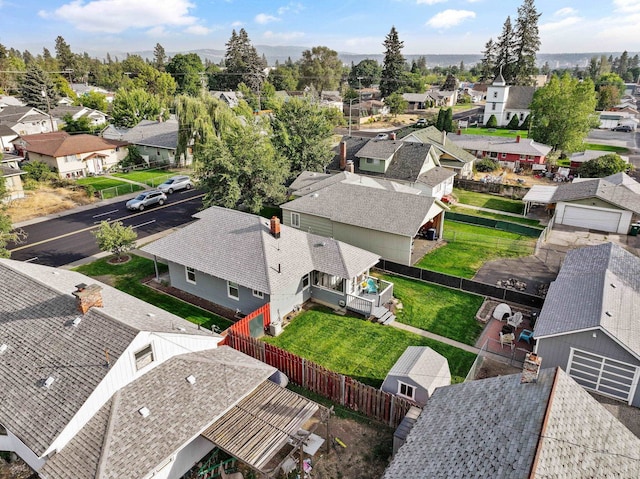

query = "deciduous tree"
[[111, 87, 164, 128], [577, 154, 630, 178], [298, 46, 342, 92], [166, 53, 204, 96], [385, 92, 408, 117], [93, 220, 137, 260], [348, 59, 381, 88]]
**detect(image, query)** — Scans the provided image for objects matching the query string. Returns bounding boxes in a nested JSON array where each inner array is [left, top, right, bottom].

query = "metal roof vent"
[[0, 344, 8, 354], [43, 376, 55, 389], [147, 313, 155, 317], [186, 375, 196, 385], [610, 283, 616, 288], [138, 407, 150, 418], [311, 193, 319, 198], [72, 317, 82, 327], [605, 311, 612, 317], [176, 326, 186, 332]]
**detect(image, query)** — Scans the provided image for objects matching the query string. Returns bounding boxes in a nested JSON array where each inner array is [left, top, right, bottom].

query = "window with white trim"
[[398, 381, 415, 400], [185, 266, 196, 284], [134, 345, 154, 371], [252, 289, 264, 298], [491, 103, 496, 110], [227, 281, 239, 300], [313, 271, 344, 293], [302, 273, 310, 290], [291, 212, 300, 228]]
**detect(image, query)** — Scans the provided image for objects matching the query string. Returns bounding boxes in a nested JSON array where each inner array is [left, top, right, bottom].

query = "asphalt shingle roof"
[[41, 347, 276, 479], [0, 259, 212, 457], [447, 133, 552, 157], [141, 207, 380, 295], [118, 119, 180, 149], [282, 175, 439, 237], [384, 346, 450, 393], [505, 85, 535, 110], [534, 243, 640, 357], [354, 139, 404, 160], [551, 178, 640, 214], [382, 368, 640, 479], [22, 133, 126, 157], [403, 126, 476, 164]]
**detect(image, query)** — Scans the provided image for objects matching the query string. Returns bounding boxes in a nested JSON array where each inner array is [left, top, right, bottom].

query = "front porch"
[[345, 276, 394, 321]]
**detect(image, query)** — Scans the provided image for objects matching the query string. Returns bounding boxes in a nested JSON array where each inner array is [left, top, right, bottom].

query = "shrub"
[[475, 158, 500, 172], [22, 178, 39, 190], [22, 161, 57, 183], [506, 115, 520, 130], [577, 154, 631, 178], [485, 114, 498, 128], [84, 185, 96, 199], [119, 145, 146, 169]]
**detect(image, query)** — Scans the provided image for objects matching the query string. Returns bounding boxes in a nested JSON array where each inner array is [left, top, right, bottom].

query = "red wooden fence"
[[225, 330, 417, 429], [220, 303, 270, 342]]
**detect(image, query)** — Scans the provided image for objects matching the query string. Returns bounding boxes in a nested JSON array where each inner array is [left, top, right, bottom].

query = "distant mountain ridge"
[[110, 45, 638, 69]]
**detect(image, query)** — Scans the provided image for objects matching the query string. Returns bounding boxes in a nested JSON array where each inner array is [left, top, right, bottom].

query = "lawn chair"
[[499, 332, 515, 350], [507, 312, 523, 329], [518, 329, 534, 345]]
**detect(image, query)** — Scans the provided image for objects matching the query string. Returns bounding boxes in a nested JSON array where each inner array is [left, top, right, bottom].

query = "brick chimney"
[[346, 160, 355, 173], [270, 216, 281, 238], [339, 141, 347, 170], [521, 352, 542, 384], [72, 283, 103, 314], [441, 130, 447, 146], [516, 135, 521, 143], [457, 129, 461, 135]]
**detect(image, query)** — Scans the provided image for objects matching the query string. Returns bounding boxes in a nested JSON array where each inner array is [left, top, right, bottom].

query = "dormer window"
[[134, 344, 154, 370]]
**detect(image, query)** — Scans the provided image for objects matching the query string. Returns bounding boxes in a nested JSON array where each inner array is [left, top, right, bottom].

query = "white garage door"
[[567, 348, 639, 404], [561, 205, 622, 232]]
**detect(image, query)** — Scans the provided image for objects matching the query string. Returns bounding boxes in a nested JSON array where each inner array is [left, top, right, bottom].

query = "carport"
[[201, 379, 329, 477], [522, 185, 557, 216]]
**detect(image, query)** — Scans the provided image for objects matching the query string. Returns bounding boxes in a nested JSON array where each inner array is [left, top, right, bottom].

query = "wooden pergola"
[[201, 380, 328, 477]]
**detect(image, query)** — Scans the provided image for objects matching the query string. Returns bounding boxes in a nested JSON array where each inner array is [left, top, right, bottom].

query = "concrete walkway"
[[390, 321, 480, 354], [454, 202, 524, 218]]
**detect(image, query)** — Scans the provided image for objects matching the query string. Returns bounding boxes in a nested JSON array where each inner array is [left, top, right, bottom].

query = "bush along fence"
[[377, 259, 545, 308], [446, 212, 543, 236], [225, 330, 416, 429]]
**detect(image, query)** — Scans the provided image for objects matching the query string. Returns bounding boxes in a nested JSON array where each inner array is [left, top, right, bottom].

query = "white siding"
[[555, 202, 632, 234], [155, 436, 216, 479], [0, 428, 46, 472]]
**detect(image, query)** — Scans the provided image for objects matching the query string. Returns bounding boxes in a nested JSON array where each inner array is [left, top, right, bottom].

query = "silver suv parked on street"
[[126, 190, 167, 211], [158, 175, 193, 194]]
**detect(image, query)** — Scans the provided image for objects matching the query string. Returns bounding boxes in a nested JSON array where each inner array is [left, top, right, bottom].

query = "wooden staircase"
[[372, 306, 395, 325]]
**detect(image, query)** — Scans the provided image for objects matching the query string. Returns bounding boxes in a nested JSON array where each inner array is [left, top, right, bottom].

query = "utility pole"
[[41, 90, 56, 132]]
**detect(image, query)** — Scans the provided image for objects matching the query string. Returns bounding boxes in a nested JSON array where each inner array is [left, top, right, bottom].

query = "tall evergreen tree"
[[18, 64, 59, 110], [153, 43, 166, 72], [512, 0, 541, 85], [495, 17, 516, 82], [55, 36, 75, 73], [479, 39, 496, 81], [379, 26, 405, 97], [221, 29, 266, 91]]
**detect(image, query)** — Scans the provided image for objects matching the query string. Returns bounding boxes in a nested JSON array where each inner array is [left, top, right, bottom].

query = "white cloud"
[[278, 2, 303, 15], [417, 0, 447, 5], [426, 9, 475, 29], [42, 0, 199, 34], [255, 13, 279, 24], [554, 7, 577, 16], [185, 25, 211, 35], [146, 26, 168, 37], [540, 16, 582, 32], [613, 0, 640, 13], [231, 21, 244, 27], [263, 30, 304, 40]]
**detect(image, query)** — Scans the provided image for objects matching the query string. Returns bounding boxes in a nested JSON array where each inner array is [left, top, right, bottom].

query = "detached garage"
[[533, 243, 640, 407]]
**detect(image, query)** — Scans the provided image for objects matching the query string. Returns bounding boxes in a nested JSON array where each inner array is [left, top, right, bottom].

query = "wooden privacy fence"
[[226, 331, 416, 429]]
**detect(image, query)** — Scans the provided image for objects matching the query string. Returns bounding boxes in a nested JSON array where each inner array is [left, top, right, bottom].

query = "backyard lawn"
[[416, 220, 537, 278], [461, 127, 529, 138], [376, 274, 484, 345], [74, 254, 232, 332], [76, 176, 139, 191], [263, 306, 476, 386], [112, 168, 179, 187], [582, 143, 629, 154], [453, 188, 524, 214], [449, 205, 541, 227]]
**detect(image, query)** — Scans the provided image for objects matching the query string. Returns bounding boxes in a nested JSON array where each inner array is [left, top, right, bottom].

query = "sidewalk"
[[390, 321, 480, 354], [454, 203, 523, 218]]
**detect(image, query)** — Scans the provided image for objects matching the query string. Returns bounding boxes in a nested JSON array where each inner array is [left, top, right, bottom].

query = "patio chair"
[[507, 312, 523, 329], [493, 303, 512, 321], [518, 329, 534, 345], [499, 332, 515, 350]]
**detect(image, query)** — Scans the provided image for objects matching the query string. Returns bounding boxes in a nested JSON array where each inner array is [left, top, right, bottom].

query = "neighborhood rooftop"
[[551, 178, 640, 214], [447, 133, 553, 157], [17, 132, 127, 157]]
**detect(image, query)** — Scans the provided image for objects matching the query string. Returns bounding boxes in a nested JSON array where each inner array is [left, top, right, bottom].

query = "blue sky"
[[3, 0, 640, 56]]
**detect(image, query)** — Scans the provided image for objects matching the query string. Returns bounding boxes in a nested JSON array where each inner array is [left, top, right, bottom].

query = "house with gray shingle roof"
[[534, 243, 640, 407], [381, 346, 450, 406], [281, 171, 447, 265], [383, 367, 640, 478], [142, 206, 384, 322], [447, 131, 552, 166], [327, 135, 457, 198], [0, 105, 55, 136], [401, 92, 430, 110], [50, 105, 108, 130], [482, 73, 535, 127], [0, 258, 324, 479]]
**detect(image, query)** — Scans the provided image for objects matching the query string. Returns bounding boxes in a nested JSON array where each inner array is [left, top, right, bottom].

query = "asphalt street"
[[9, 189, 204, 267]]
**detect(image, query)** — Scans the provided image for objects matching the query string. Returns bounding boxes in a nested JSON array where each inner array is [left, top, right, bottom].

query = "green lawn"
[[581, 143, 629, 154], [112, 168, 179, 186], [449, 205, 542, 227], [74, 255, 232, 332], [376, 274, 484, 345], [453, 188, 524, 214], [263, 306, 476, 385], [76, 176, 133, 191], [416, 220, 536, 278], [461, 127, 529, 138]]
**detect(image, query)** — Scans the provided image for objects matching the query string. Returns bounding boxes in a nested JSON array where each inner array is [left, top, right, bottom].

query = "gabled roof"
[[550, 178, 640, 214], [118, 119, 179, 149], [401, 93, 429, 103], [50, 106, 107, 122], [382, 368, 640, 478], [415, 166, 455, 187], [40, 347, 276, 479], [22, 133, 127, 157], [141, 207, 380, 295], [403, 126, 476, 164], [0, 259, 213, 457], [534, 243, 640, 357], [505, 85, 535, 110], [288, 171, 332, 193], [447, 133, 552, 157], [354, 139, 403, 160], [282, 173, 441, 237], [384, 346, 450, 393], [603, 171, 640, 194], [0, 105, 50, 126], [0, 124, 18, 138]]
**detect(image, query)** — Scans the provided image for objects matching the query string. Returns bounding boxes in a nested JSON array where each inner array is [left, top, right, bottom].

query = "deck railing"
[[346, 294, 374, 316], [376, 279, 394, 307]]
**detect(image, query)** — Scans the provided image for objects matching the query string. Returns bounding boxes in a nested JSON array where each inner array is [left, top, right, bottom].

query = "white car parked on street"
[[158, 175, 193, 194]]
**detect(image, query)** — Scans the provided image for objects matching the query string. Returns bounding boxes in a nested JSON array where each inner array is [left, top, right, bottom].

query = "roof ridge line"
[[528, 366, 561, 478], [95, 390, 121, 479], [258, 216, 273, 295]]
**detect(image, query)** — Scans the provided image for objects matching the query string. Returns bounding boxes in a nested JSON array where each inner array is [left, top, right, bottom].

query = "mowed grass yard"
[[76, 176, 141, 192], [263, 306, 477, 386], [453, 188, 524, 214], [461, 127, 529, 138], [417, 220, 537, 278], [74, 255, 232, 332], [376, 273, 484, 345], [112, 168, 179, 187], [449, 205, 541, 227]]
